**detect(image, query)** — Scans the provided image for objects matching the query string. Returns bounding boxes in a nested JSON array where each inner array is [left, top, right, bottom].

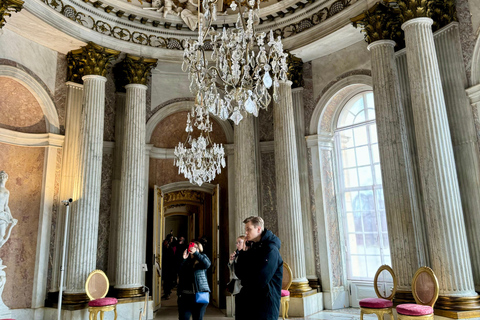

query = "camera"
[[188, 242, 195, 251]]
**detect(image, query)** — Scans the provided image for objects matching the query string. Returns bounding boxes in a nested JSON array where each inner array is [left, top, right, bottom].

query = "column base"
[[434, 309, 480, 319], [112, 286, 145, 298], [393, 290, 416, 305], [62, 292, 90, 308], [285, 292, 323, 317], [289, 280, 313, 297], [435, 295, 480, 311]]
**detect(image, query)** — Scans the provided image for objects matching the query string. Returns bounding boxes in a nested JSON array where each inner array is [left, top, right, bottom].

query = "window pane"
[[363, 211, 377, 232], [356, 146, 370, 166], [348, 234, 365, 254], [367, 108, 376, 121], [344, 191, 357, 211], [346, 211, 363, 233], [383, 233, 390, 255], [339, 129, 354, 148], [354, 110, 366, 124], [374, 164, 382, 185], [353, 190, 374, 211], [367, 256, 381, 278], [353, 126, 368, 146], [350, 97, 364, 115], [364, 234, 380, 255], [369, 124, 378, 143], [366, 92, 375, 109], [351, 255, 367, 278], [358, 166, 373, 186], [344, 168, 358, 188], [376, 189, 385, 211], [371, 143, 380, 163], [342, 149, 356, 168]]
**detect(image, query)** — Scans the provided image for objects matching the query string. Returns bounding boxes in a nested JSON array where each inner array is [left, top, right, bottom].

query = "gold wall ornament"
[[351, 2, 403, 46], [66, 42, 120, 83], [384, 0, 430, 22], [286, 52, 304, 89], [427, 0, 456, 31], [164, 190, 205, 204], [123, 54, 158, 85], [0, 0, 24, 29]]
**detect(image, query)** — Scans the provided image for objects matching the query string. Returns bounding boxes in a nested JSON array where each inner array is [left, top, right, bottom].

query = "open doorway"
[[151, 185, 220, 313]]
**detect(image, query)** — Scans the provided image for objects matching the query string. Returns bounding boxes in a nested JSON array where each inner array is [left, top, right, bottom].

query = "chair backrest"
[[85, 270, 109, 301], [374, 265, 397, 301], [412, 266, 439, 307], [282, 262, 293, 290]]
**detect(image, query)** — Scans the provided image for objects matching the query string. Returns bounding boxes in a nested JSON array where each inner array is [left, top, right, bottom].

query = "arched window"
[[335, 91, 390, 281]]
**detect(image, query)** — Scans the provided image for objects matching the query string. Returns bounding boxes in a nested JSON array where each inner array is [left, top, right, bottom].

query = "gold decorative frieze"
[[286, 52, 304, 89], [0, 0, 24, 29], [123, 54, 158, 85], [164, 190, 205, 204], [351, 2, 403, 45], [67, 42, 120, 83]]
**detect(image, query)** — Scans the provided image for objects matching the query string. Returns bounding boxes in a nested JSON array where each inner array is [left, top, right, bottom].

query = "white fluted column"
[[115, 84, 147, 291], [273, 81, 310, 293], [292, 88, 316, 282], [50, 82, 83, 293], [434, 23, 480, 293], [234, 114, 258, 238], [402, 17, 476, 298], [66, 75, 107, 294], [368, 40, 420, 293]]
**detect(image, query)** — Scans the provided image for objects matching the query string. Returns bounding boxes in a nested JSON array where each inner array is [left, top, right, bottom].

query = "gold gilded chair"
[[85, 270, 118, 320], [396, 267, 439, 320], [280, 262, 293, 320], [360, 265, 397, 320]]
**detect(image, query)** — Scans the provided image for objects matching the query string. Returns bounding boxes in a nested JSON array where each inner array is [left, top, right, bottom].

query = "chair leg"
[[114, 307, 118, 320], [360, 311, 364, 320], [100, 311, 104, 320], [285, 301, 289, 319], [281, 300, 285, 320]]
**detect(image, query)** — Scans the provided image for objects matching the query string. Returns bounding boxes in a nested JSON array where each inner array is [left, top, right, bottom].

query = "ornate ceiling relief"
[[0, 0, 23, 28], [164, 190, 205, 203]]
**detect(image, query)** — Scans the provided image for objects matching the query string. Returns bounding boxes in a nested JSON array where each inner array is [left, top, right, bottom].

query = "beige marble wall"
[[0, 77, 46, 133], [456, 0, 477, 84], [260, 152, 277, 235], [0, 143, 45, 309], [97, 153, 113, 271]]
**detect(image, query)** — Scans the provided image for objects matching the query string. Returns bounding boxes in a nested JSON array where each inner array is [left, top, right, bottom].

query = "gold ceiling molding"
[[384, 0, 456, 29], [351, 2, 403, 45], [0, 0, 24, 29], [164, 190, 205, 204], [67, 42, 120, 83], [286, 52, 304, 88]]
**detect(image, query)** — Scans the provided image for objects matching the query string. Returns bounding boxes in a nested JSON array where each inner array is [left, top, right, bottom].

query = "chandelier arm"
[[207, 66, 236, 87]]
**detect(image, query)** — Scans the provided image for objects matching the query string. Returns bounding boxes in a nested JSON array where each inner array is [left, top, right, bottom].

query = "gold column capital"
[[286, 52, 304, 89], [0, 0, 24, 29], [66, 42, 120, 84], [351, 2, 403, 45], [123, 54, 158, 85]]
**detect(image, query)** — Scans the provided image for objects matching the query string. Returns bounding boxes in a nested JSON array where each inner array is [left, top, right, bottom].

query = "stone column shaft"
[[115, 84, 147, 290], [292, 88, 316, 281], [402, 17, 476, 297], [51, 82, 83, 292], [368, 40, 420, 292], [434, 22, 480, 293], [234, 114, 258, 238], [66, 75, 107, 294], [273, 81, 310, 292]]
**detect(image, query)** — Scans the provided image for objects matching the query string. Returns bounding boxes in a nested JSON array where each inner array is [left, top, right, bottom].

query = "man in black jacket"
[[234, 216, 283, 320]]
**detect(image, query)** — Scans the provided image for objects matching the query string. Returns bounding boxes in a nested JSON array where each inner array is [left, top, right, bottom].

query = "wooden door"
[[153, 186, 164, 311]]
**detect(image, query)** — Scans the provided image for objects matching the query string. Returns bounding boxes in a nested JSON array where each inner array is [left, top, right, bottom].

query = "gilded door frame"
[[153, 185, 164, 311]]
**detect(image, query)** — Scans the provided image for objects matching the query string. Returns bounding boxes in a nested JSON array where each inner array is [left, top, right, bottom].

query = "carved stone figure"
[[179, 0, 200, 31], [0, 171, 16, 318]]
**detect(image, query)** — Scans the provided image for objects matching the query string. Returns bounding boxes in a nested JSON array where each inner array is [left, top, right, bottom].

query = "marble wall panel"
[[150, 111, 228, 148], [0, 143, 45, 308], [456, 0, 476, 84], [260, 152, 278, 235], [303, 62, 315, 134], [307, 148, 321, 280], [54, 53, 67, 135], [97, 153, 113, 271], [0, 29, 58, 93], [0, 77, 46, 133], [150, 64, 192, 111], [104, 70, 117, 142], [258, 104, 274, 142]]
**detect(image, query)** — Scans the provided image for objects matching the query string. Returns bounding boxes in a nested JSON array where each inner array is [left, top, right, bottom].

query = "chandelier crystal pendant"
[[181, 0, 289, 125], [174, 102, 226, 186]]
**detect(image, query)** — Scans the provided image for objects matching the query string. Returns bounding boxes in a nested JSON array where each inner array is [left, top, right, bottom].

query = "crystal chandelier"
[[174, 101, 226, 186], [181, 0, 289, 125]]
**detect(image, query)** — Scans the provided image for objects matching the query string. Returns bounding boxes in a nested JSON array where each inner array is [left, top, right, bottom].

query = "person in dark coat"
[[234, 216, 283, 320], [162, 234, 176, 299], [177, 241, 211, 320]]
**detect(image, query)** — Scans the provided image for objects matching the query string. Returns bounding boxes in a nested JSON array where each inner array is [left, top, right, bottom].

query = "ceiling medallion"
[[181, 0, 288, 125]]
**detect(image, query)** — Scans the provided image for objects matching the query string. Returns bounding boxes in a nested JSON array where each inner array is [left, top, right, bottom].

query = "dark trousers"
[[178, 294, 208, 320]]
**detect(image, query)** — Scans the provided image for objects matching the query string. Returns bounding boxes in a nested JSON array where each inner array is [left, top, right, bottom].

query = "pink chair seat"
[[281, 290, 290, 297], [359, 298, 393, 308], [396, 304, 433, 316], [88, 297, 118, 307]]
